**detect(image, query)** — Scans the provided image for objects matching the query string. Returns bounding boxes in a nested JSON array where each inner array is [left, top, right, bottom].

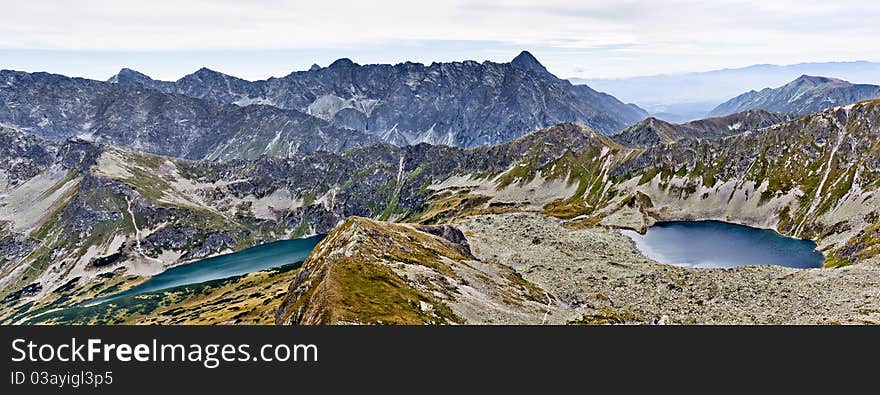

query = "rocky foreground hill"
[[3, 99, 880, 324]]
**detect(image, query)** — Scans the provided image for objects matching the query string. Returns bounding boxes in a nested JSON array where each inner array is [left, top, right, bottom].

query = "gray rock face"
[[0, 70, 378, 160], [0, 233, 34, 270], [0, 127, 57, 187], [109, 51, 647, 146], [709, 75, 880, 117]]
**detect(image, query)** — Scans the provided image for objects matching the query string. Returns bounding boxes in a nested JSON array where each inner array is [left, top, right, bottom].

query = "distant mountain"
[[612, 109, 792, 147], [0, 70, 378, 160], [682, 109, 792, 138], [573, 61, 880, 122], [708, 75, 880, 117], [108, 51, 647, 145]]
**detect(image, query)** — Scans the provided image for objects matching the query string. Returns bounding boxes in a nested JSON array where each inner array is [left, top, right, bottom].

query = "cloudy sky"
[[2, 0, 878, 81]]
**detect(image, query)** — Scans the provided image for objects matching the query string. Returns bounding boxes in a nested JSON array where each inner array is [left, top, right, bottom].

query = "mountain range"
[[106, 51, 647, 147], [0, 52, 647, 161], [4, 96, 880, 324], [277, 97, 880, 324]]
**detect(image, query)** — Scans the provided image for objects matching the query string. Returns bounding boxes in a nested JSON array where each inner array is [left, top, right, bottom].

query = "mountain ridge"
[[612, 109, 793, 147], [0, 69, 379, 159], [709, 75, 880, 117]]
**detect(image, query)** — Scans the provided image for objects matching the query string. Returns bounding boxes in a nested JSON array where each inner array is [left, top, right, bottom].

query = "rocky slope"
[[109, 51, 647, 146], [709, 75, 880, 117], [0, 70, 378, 159], [611, 109, 791, 147], [0, 126, 57, 187], [0, 132, 294, 322]]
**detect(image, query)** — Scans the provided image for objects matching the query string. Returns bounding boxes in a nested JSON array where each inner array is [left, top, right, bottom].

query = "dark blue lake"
[[88, 235, 324, 305], [622, 221, 824, 269]]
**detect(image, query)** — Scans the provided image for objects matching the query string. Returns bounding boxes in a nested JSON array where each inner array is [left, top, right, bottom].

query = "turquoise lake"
[[622, 220, 824, 269], [88, 235, 324, 305]]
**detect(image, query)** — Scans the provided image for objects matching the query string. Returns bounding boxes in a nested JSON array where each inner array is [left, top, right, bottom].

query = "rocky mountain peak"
[[309, 64, 321, 72], [182, 67, 227, 81], [328, 58, 357, 69], [108, 68, 153, 84], [644, 117, 672, 126], [510, 50, 548, 74], [791, 74, 843, 86]]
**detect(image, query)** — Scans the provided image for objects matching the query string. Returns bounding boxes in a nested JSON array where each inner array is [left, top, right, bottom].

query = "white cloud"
[[2, 0, 879, 78]]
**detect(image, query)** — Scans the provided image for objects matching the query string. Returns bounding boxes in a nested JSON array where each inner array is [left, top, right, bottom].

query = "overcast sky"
[[2, 0, 878, 80]]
